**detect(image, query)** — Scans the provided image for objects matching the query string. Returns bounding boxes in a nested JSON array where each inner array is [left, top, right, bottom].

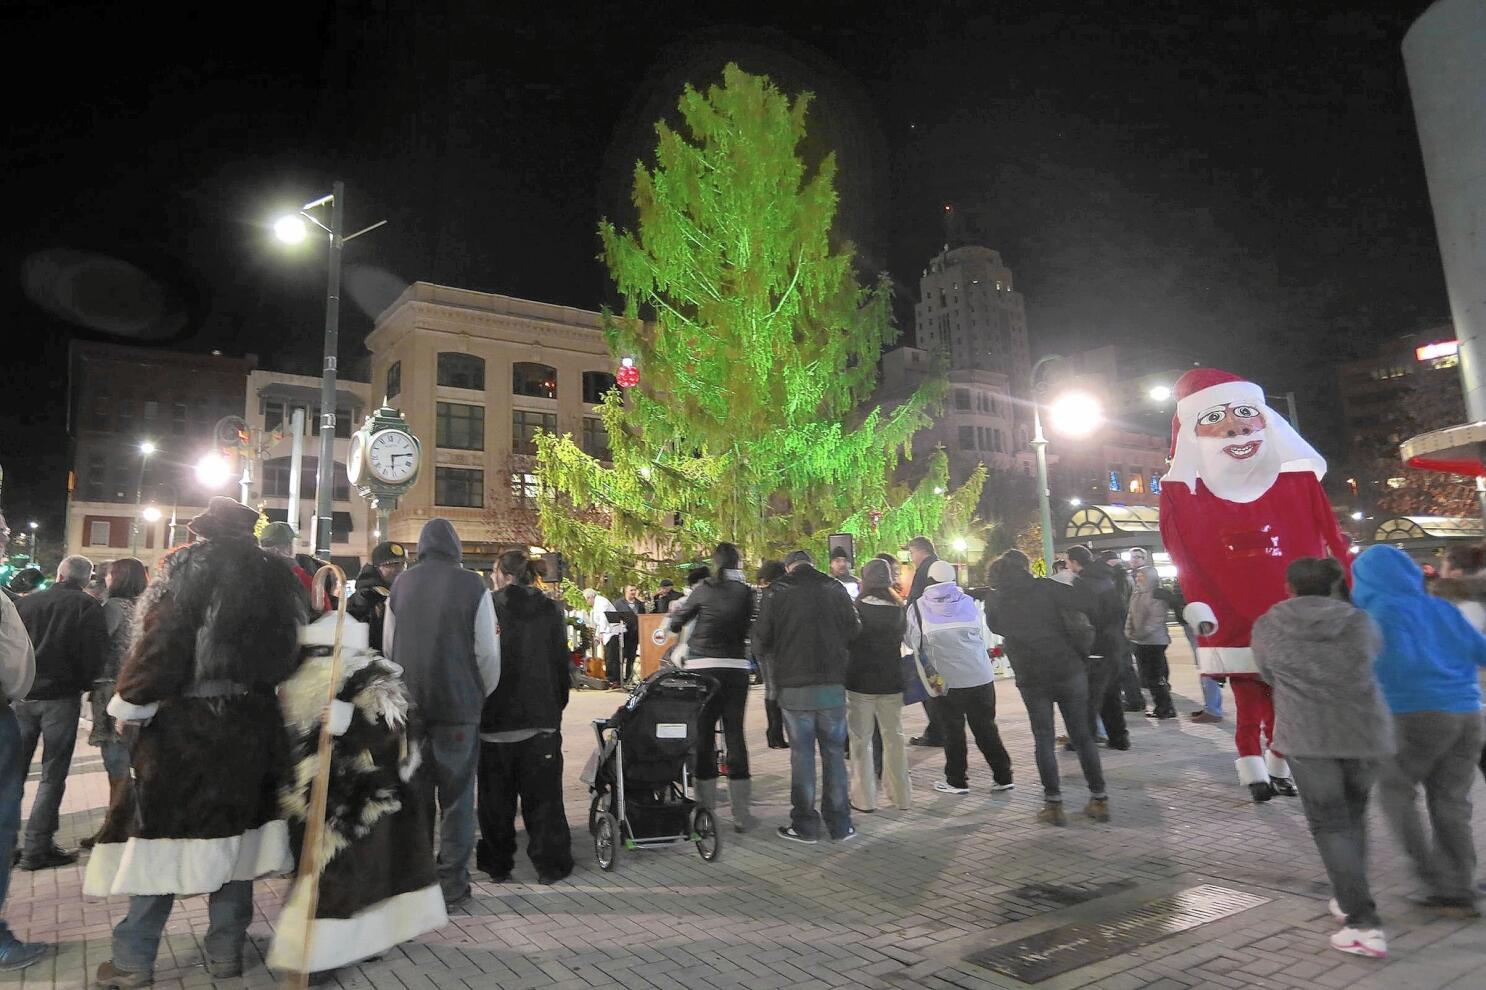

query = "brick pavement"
[[8, 640, 1486, 988]]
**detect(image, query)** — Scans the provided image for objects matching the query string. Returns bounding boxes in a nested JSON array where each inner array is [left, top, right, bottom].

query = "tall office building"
[[912, 245, 1031, 393]]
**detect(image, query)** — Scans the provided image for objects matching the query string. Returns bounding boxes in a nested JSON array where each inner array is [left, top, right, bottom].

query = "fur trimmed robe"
[[84, 534, 306, 898], [268, 617, 444, 974]]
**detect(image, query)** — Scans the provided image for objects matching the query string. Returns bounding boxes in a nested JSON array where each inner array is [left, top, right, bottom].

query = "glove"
[[328, 699, 355, 736]]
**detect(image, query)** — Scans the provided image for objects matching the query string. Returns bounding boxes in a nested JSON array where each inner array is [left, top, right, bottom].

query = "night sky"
[[0, 0, 1444, 533]]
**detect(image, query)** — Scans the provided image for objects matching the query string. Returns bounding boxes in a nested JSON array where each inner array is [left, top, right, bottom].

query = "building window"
[[143, 400, 159, 420], [172, 402, 187, 435], [333, 466, 350, 502], [958, 426, 975, 450], [513, 362, 557, 399], [90, 393, 111, 431], [581, 416, 611, 459], [1129, 474, 1145, 494], [88, 520, 111, 546], [583, 371, 617, 404], [513, 410, 558, 455], [435, 467, 484, 508], [1150, 472, 1162, 494], [85, 454, 105, 501], [331, 510, 353, 543], [511, 472, 540, 505], [437, 352, 486, 391], [436, 402, 485, 451], [1109, 469, 1122, 493], [385, 361, 402, 399], [954, 389, 970, 411], [306, 406, 354, 439], [264, 400, 285, 433]]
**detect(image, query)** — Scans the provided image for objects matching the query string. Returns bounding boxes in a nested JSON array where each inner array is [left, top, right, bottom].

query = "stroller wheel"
[[589, 793, 607, 836], [594, 812, 621, 871], [694, 807, 722, 863]]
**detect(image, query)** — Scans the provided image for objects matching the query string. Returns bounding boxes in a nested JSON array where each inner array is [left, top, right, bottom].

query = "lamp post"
[[275, 184, 386, 558], [131, 441, 157, 554], [27, 521, 39, 570], [1029, 356, 1103, 573], [147, 483, 181, 547]]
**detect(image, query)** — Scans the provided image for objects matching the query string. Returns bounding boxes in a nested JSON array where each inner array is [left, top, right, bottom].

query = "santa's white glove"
[[107, 694, 158, 727], [1183, 602, 1218, 637], [328, 700, 355, 736]]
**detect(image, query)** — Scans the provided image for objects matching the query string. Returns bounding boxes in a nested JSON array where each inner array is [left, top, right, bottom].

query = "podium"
[[638, 613, 671, 679]]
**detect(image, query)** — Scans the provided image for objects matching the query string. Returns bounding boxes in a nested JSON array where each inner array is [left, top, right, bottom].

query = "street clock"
[[348, 404, 421, 535]]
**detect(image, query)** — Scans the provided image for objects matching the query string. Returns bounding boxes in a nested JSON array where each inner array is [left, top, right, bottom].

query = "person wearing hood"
[[384, 518, 501, 909], [1066, 545, 1132, 751], [985, 550, 1108, 825], [476, 551, 573, 885], [1125, 564, 1177, 719], [1252, 557, 1396, 958], [1352, 544, 1486, 918], [259, 522, 334, 607], [905, 560, 1014, 796], [347, 541, 408, 652]]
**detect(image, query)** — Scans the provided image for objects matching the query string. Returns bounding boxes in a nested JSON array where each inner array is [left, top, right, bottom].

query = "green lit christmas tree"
[[536, 64, 982, 577]]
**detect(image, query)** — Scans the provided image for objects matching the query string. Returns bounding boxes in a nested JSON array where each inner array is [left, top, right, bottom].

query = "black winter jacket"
[[754, 564, 861, 690], [346, 563, 392, 652], [669, 576, 752, 660], [985, 570, 1096, 689], [1072, 559, 1129, 659], [482, 584, 570, 734], [15, 580, 109, 699], [845, 600, 905, 695]]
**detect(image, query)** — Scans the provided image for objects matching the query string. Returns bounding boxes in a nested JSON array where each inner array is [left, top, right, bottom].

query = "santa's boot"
[[695, 778, 718, 810], [1266, 751, 1298, 797], [728, 778, 758, 834], [1237, 755, 1274, 803]]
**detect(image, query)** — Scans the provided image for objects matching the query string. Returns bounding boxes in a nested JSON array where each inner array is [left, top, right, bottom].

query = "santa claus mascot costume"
[[1159, 369, 1350, 802]]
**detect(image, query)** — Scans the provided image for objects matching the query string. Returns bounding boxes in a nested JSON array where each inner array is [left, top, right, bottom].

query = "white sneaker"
[[934, 781, 970, 795], [1327, 898, 1347, 923], [1329, 927, 1387, 959], [990, 782, 1016, 792]]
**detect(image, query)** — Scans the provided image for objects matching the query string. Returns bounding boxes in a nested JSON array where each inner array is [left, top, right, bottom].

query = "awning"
[[1063, 504, 1161, 539], [1399, 422, 1486, 477], [1372, 515, 1486, 543]]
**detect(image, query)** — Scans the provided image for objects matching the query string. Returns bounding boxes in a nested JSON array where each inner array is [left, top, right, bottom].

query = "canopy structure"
[[1372, 514, 1485, 550], [1399, 422, 1486, 477], [1059, 504, 1162, 552]]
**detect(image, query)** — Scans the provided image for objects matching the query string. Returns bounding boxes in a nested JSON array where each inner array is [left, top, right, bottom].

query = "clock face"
[[367, 429, 419, 484], [347, 432, 366, 486]]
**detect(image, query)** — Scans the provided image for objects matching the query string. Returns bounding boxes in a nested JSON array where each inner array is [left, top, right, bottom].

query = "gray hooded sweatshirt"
[[1251, 596, 1395, 759], [385, 518, 500, 725]]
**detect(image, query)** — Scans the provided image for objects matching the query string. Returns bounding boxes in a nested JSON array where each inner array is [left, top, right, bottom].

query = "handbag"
[[901, 602, 942, 705]]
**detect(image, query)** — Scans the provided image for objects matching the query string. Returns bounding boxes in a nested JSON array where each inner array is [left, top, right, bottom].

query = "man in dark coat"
[[1067, 545, 1132, 751], [652, 579, 682, 614], [14, 553, 107, 870], [346, 541, 408, 651], [87, 496, 306, 987], [476, 551, 572, 885]]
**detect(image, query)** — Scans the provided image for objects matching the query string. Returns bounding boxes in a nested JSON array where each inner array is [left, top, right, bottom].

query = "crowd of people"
[[0, 499, 1484, 980]]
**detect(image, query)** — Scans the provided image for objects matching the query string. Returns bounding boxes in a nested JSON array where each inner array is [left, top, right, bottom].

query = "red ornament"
[[617, 357, 639, 389]]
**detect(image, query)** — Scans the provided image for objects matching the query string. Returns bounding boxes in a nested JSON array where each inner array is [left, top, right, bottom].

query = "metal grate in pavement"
[[963, 883, 1271, 983]]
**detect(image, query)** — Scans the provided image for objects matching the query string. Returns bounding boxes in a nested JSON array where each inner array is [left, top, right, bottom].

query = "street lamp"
[[196, 453, 233, 489], [951, 537, 969, 554], [1029, 356, 1103, 574], [273, 184, 386, 557], [1147, 384, 1172, 403], [142, 505, 162, 523], [26, 521, 39, 568], [131, 441, 157, 554]]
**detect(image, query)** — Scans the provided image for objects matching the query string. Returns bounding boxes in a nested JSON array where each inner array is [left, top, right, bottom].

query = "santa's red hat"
[[1168, 368, 1261, 456]]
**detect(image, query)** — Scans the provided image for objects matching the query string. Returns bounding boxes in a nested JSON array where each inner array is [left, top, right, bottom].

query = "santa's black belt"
[[182, 680, 262, 699]]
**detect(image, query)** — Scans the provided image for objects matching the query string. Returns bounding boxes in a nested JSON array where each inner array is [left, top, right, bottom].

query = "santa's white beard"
[[1186, 430, 1283, 503]]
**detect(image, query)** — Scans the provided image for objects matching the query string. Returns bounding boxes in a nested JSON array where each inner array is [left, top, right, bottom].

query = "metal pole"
[[288, 407, 306, 541], [1284, 391, 1299, 431], [376, 499, 392, 544], [315, 181, 345, 560], [1031, 405, 1055, 574], [131, 452, 149, 554]]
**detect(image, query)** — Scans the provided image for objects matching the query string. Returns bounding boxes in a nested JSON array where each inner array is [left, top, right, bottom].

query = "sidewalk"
[[9, 641, 1486, 988]]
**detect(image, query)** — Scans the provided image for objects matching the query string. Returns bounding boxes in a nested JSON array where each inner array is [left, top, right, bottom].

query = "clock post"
[[347, 403, 422, 551]]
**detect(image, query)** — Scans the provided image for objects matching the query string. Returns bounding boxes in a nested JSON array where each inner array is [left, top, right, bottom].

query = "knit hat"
[[370, 541, 407, 565], [829, 546, 850, 561], [187, 497, 260, 541], [258, 521, 297, 549], [784, 549, 813, 567]]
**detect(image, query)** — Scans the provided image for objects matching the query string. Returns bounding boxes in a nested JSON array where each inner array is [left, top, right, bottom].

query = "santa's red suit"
[[1158, 369, 1350, 795]]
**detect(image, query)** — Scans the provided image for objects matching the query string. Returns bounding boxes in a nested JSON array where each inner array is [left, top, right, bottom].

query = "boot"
[[695, 778, 718, 810], [1083, 798, 1111, 823], [1249, 781, 1276, 803], [95, 961, 153, 988], [727, 778, 758, 833], [1036, 802, 1067, 827]]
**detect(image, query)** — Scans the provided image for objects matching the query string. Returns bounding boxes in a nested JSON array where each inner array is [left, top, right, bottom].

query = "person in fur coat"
[[268, 611, 445, 977], [88, 497, 307, 989]]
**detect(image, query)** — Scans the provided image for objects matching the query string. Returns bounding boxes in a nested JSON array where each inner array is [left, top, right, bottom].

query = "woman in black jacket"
[[846, 559, 911, 811], [476, 550, 573, 884], [669, 542, 755, 831]]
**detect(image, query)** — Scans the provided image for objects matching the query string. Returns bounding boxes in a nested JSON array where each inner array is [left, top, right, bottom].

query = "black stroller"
[[588, 669, 722, 870]]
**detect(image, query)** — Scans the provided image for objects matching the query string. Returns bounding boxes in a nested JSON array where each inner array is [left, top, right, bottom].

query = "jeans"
[[1201, 676, 1225, 718], [112, 880, 253, 974], [1377, 710, 1483, 904], [476, 733, 573, 879], [1084, 656, 1128, 746], [927, 682, 1013, 788], [781, 706, 851, 840], [0, 708, 24, 944], [425, 723, 479, 902], [1133, 644, 1174, 715], [1019, 674, 1105, 801], [694, 668, 750, 781], [846, 691, 910, 810], [1290, 756, 1381, 928], [98, 737, 131, 783], [14, 696, 81, 857], [1117, 640, 1146, 710]]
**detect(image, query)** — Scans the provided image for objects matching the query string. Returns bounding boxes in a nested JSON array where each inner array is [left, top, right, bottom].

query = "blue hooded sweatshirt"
[[1351, 544, 1486, 715]]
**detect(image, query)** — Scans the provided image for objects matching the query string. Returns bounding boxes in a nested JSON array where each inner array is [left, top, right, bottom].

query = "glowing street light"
[[1148, 384, 1173, 402], [1069, 497, 1083, 507], [273, 215, 309, 245], [195, 453, 233, 489], [141, 505, 163, 523], [138, 440, 158, 456], [1048, 391, 1103, 438], [132, 441, 158, 553], [951, 537, 969, 554], [1350, 510, 1365, 521]]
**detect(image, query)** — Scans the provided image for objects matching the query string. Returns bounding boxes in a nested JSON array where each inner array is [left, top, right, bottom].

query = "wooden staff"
[[283, 563, 348, 990]]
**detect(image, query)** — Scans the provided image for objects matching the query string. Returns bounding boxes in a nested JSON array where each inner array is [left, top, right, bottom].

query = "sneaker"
[[835, 827, 859, 842], [1083, 798, 1111, 823], [1329, 927, 1387, 959], [95, 961, 152, 987], [934, 781, 970, 795], [1146, 709, 1178, 720], [989, 782, 1015, 792], [1407, 893, 1482, 918], [1190, 711, 1223, 724], [205, 956, 243, 979], [1270, 776, 1299, 797], [19, 844, 77, 871], [1036, 802, 1067, 826], [909, 735, 942, 748], [776, 825, 817, 844], [1327, 897, 1347, 923], [0, 940, 48, 973]]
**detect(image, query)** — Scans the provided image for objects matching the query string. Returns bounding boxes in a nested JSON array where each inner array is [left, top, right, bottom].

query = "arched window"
[[583, 371, 617, 404], [437, 352, 485, 391], [385, 361, 402, 399], [513, 362, 557, 399]]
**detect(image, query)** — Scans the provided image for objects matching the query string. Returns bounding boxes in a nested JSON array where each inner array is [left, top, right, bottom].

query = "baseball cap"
[[659, 578, 675, 588], [371, 541, 407, 565], [927, 560, 957, 584]]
